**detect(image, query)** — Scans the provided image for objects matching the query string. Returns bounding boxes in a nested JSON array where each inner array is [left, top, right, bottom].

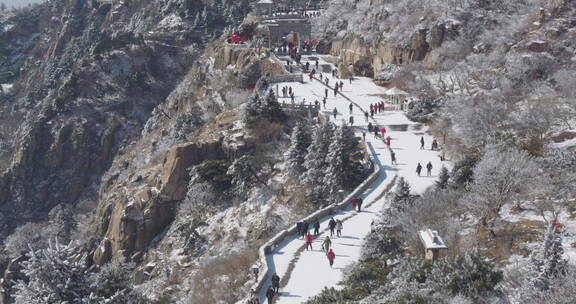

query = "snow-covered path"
[[259, 55, 446, 303]]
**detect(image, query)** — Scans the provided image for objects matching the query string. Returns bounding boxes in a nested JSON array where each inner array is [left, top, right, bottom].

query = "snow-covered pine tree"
[[90, 259, 148, 304], [285, 121, 311, 177], [436, 166, 450, 190], [242, 93, 262, 126], [360, 226, 403, 266], [227, 155, 256, 197], [392, 177, 413, 208], [320, 122, 335, 155], [522, 224, 568, 299], [323, 126, 347, 203], [14, 240, 92, 304], [262, 89, 286, 123], [303, 127, 327, 204]]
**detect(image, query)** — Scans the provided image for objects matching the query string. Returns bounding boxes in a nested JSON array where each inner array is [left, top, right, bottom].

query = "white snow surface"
[[259, 55, 447, 303]]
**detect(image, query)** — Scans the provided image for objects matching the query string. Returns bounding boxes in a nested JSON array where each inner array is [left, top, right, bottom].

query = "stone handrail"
[[243, 140, 382, 302]]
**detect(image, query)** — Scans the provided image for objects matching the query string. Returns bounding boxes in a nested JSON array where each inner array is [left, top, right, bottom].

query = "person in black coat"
[[271, 273, 280, 293], [328, 218, 336, 236], [266, 286, 275, 303], [313, 219, 320, 236]]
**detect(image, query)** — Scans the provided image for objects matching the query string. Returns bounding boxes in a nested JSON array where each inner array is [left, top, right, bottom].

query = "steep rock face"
[[330, 25, 447, 77], [0, 0, 225, 235], [91, 112, 252, 265]]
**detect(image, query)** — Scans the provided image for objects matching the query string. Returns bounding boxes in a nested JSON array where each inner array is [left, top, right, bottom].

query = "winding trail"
[[259, 55, 447, 303]]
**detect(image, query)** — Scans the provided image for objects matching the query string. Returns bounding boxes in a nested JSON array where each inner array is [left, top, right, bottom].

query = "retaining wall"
[[246, 146, 383, 301]]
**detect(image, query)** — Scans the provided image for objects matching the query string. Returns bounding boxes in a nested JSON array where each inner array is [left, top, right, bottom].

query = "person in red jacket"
[[327, 249, 335, 267], [305, 232, 313, 251]]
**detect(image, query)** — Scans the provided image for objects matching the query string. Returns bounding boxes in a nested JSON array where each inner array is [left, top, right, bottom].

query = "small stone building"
[[261, 16, 311, 46], [418, 229, 448, 262]]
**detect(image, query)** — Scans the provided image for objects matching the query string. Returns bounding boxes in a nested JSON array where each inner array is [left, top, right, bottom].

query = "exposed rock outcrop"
[[330, 24, 451, 77]]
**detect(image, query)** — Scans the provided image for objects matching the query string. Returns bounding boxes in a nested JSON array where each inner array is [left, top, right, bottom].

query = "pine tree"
[[303, 127, 328, 204], [284, 121, 311, 177], [227, 155, 256, 196], [340, 123, 364, 186], [436, 166, 450, 190], [392, 177, 413, 209], [323, 127, 347, 203], [320, 122, 335, 155], [242, 94, 262, 127], [14, 240, 92, 304], [523, 224, 568, 298], [90, 260, 148, 304], [262, 89, 286, 123]]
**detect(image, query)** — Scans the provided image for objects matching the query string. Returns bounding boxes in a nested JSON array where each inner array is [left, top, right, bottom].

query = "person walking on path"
[[339, 81, 344, 90], [349, 116, 354, 125], [349, 103, 353, 114], [266, 286, 275, 304], [305, 232, 313, 250], [333, 107, 338, 120], [328, 218, 336, 236], [368, 122, 373, 132], [420, 136, 425, 149], [271, 273, 280, 294], [325, 87, 328, 98], [374, 127, 379, 137], [315, 59, 319, 69], [349, 76, 353, 84], [380, 127, 386, 135], [364, 111, 369, 122], [313, 219, 320, 236], [303, 221, 309, 236], [322, 236, 332, 252], [426, 161, 433, 176], [391, 151, 397, 165], [336, 220, 343, 237], [357, 197, 363, 212], [386, 136, 391, 147], [249, 289, 259, 304], [416, 163, 423, 176], [370, 107, 374, 118], [327, 249, 336, 267], [320, 74, 323, 81], [323, 96, 327, 108], [296, 221, 303, 238], [334, 86, 338, 97], [362, 131, 366, 141], [325, 78, 329, 85]]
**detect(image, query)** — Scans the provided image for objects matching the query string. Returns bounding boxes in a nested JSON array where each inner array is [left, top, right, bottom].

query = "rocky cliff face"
[[0, 0, 246, 236], [329, 21, 456, 78]]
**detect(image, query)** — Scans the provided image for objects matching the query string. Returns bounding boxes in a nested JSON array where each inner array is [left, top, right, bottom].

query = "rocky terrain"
[[1, 0, 576, 303]]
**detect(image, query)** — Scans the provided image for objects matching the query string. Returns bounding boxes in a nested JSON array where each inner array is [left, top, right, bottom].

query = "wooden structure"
[[418, 229, 448, 262]]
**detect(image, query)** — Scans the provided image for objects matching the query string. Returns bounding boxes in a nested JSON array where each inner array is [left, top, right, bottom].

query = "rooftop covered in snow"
[[419, 229, 448, 250]]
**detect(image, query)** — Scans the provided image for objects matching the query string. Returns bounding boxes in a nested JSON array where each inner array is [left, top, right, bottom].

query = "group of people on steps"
[[256, 197, 363, 303]]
